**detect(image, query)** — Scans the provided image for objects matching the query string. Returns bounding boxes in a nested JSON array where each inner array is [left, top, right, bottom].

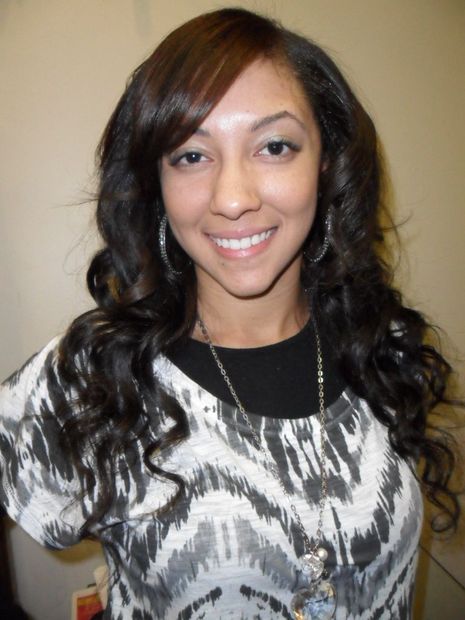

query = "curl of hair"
[[54, 8, 461, 536]]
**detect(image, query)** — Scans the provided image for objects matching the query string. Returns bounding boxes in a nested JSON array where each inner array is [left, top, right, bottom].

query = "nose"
[[210, 157, 261, 219]]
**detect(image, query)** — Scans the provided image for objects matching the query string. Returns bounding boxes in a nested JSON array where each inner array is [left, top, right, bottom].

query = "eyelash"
[[169, 151, 206, 166], [169, 138, 301, 167], [259, 139, 300, 157]]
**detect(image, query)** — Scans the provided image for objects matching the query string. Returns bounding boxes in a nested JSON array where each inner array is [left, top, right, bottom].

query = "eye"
[[169, 150, 207, 166], [182, 151, 204, 164], [258, 139, 300, 157]]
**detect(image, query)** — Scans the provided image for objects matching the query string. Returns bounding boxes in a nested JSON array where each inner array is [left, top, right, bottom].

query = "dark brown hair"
[[54, 7, 461, 535]]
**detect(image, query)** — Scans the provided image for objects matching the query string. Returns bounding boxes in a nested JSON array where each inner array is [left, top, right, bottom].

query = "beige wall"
[[1, 1, 464, 618]]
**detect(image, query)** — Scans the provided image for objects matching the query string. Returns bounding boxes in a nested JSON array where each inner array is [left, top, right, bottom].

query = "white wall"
[[1, 1, 464, 618]]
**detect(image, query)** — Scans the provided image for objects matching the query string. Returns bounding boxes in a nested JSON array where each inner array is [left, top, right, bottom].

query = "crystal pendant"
[[301, 553, 324, 581], [291, 581, 337, 620]]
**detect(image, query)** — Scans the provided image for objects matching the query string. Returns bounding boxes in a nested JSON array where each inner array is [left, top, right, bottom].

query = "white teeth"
[[210, 229, 273, 250]]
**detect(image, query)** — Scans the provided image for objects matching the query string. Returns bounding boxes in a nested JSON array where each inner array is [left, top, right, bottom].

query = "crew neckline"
[[166, 321, 347, 419], [188, 319, 313, 353]]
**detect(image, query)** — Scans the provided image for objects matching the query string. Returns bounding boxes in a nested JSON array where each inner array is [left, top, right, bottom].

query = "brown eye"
[[184, 152, 203, 164], [169, 150, 206, 167], [259, 139, 300, 157], [268, 141, 286, 155]]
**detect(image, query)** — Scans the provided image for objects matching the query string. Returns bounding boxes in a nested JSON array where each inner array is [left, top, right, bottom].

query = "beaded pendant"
[[290, 548, 336, 620]]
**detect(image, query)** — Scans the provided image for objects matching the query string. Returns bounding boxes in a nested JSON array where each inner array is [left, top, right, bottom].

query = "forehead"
[[199, 58, 315, 129]]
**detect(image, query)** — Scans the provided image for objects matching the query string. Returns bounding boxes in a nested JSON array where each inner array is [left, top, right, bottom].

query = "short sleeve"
[[0, 337, 86, 549]]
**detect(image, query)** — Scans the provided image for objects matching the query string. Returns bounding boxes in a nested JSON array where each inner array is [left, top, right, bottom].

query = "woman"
[[0, 8, 460, 620]]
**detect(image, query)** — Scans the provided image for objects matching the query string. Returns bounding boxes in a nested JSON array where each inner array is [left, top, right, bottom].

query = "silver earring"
[[158, 215, 182, 277], [307, 210, 333, 264]]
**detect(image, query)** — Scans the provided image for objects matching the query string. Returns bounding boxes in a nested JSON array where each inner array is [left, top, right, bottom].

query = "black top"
[[167, 322, 346, 418]]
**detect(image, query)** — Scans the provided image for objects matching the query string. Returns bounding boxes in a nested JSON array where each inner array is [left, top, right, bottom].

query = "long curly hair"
[[55, 8, 461, 535]]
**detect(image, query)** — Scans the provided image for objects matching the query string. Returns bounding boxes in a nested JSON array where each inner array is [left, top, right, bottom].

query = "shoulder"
[[0, 336, 85, 548], [2, 336, 61, 410]]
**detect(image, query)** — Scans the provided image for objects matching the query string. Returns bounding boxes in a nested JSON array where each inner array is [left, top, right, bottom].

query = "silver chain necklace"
[[197, 317, 337, 620]]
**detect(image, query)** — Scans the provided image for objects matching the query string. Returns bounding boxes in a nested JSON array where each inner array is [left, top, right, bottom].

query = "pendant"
[[301, 552, 325, 581], [291, 580, 337, 620]]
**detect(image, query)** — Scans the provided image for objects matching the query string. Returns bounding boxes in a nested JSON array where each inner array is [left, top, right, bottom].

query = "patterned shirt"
[[0, 337, 423, 619]]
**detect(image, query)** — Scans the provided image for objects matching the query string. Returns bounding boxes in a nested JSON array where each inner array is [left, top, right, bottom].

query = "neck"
[[194, 284, 309, 348]]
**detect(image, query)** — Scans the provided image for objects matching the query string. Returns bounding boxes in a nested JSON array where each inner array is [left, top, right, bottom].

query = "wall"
[[0, 1, 464, 618]]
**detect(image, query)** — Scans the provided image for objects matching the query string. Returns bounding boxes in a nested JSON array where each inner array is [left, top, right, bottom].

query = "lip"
[[206, 226, 277, 258]]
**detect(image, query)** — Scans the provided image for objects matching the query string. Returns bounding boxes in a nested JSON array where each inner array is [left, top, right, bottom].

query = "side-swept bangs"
[[131, 9, 283, 160]]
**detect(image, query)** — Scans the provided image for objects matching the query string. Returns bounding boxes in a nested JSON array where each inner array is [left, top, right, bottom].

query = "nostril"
[[210, 187, 261, 217]]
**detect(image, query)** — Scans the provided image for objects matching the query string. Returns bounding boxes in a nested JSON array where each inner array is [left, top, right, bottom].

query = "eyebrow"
[[250, 110, 306, 132], [193, 110, 306, 137]]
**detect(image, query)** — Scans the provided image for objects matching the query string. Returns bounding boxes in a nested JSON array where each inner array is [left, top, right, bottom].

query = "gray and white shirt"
[[0, 337, 423, 619]]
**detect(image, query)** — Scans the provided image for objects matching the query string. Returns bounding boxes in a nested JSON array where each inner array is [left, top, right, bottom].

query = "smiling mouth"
[[209, 229, 275, 250]]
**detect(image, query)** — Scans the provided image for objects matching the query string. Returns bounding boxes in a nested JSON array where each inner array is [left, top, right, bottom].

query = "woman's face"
[[160, 58, 322, 302]]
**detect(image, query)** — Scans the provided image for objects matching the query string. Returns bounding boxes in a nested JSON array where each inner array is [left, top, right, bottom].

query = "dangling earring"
[[307, 210, 333, 264], [158, 214, 182, 277]]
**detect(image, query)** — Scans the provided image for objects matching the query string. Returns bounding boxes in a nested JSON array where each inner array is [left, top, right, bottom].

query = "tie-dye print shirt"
[[0, 337, 423, 619]]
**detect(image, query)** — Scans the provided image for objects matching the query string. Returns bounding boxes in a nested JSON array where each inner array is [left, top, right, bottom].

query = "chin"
[[228, 286, 273, 300], [196, 256, 303, 300], [219, 274, 284, 300]]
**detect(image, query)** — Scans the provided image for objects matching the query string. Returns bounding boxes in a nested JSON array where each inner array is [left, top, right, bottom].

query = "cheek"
[[261, 169, 319, 217], [161, 170, 212, 228], [162, 183, 202, 230]]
